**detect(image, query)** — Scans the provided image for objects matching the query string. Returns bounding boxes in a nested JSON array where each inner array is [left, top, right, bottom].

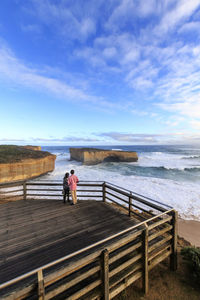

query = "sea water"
[[40, 145, 200, 221]]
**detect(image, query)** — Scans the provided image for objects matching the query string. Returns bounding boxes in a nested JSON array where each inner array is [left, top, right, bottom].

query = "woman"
[[63, 172, 70, 203], [68, 169, 79, 205]]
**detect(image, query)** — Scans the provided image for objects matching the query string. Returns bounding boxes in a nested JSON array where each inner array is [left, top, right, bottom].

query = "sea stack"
[[0, 145, 56, 183], [70, 148, 138, 165]]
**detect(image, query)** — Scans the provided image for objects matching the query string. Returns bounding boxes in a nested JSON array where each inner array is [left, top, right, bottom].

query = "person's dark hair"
[[65, 172, 69, 178], [70, 169, 74, 175]]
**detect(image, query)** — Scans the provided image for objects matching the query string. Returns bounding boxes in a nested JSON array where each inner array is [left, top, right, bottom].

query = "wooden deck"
[[0, 199, 137, 284], [0, 181, 177, 299]]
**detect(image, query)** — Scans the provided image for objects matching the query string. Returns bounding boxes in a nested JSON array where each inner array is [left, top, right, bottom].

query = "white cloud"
[[106, 0, 135, 30], [5, 0, 200, 134], [0, 45, 100, 104], [190, 120, 200, 130], [122, 48, 140, 64], [99, 131, 200, 144], [80, 18, 96, 38], [24, 0, 96, 41], [32, 136, 100, 143], [156, 0, 200, 34], [0, 136, 101, 144], [99, 132, 162, 143], [159, 98, 200, 118], [103, 47, 117, 58], [131, 109, 149, 116], [138, 0, 158, 17], [131, 77, 153, 89], [178, 21, 200, 33]]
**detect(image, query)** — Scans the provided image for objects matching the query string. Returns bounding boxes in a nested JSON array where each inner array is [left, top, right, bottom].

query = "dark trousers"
[[63, 188, 70, 203]]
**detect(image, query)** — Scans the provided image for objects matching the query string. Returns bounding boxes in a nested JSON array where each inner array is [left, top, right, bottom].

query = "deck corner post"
[[129, 192, 132, 217], [37, 269, 45, 300], [142, 223, 149, 295], [170, 210, 178, 271], [103, 182, 106, 202], [23, 181, 27, 200], [101, 249, 109, 300]]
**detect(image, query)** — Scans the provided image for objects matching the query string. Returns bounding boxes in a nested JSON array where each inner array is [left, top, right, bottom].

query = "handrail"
[[105, 183, 168, 212], [0, 179, 172, 209], [106, 181, 172, 209], [0, 207, 174, 290]]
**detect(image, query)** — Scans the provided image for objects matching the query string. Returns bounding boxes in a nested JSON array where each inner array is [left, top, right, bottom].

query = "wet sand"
[[178, 218, 200, 247]]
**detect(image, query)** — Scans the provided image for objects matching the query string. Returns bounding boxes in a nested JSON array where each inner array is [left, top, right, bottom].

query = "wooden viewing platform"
[[0, 181, 177, 300]]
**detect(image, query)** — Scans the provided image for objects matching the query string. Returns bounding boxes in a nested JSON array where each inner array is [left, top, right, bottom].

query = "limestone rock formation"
[[0, 155, 56, 183], [70, 148, 138, 165], [23, 145, 41, 151]]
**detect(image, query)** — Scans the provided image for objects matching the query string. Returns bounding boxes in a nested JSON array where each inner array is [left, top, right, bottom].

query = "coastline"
[[178, 218, 200, 247]]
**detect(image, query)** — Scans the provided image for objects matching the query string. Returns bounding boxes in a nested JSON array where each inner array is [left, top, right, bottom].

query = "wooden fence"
[[0, 180, 177, 300]]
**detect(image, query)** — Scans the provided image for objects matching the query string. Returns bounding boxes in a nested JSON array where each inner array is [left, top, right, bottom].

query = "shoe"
[[70, 202, 75, 205]]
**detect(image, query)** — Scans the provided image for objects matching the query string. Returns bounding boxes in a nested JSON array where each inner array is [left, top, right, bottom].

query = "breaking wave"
[[39, 145, 200, 220]]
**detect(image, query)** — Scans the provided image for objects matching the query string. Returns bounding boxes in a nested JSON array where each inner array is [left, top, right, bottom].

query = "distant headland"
[[0, 145, 56, 183], [70, 147, 138, 165]]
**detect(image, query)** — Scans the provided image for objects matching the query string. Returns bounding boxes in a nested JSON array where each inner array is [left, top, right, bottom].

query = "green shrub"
[[181, 246, 200, 283]]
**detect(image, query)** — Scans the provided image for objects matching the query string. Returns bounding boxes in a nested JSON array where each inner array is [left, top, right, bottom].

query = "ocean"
[[40, 145, 200, 221]]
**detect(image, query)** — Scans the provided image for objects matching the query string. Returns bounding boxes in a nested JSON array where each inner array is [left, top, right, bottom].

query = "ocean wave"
[[38, 145, 200, 220], [147, 166, 200, 171], [135, 151, 200, 171], [39, 160, 200, 220], [101, 162, 200, 173], [184, 167, 200, 172], [182, 155, 200, 160]]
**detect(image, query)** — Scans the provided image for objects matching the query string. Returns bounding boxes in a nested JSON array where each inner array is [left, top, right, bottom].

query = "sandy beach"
[[178, 218, 200, 247]]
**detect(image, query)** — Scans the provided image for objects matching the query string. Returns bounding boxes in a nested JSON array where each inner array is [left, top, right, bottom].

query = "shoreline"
[[178, 218, 200, 247]]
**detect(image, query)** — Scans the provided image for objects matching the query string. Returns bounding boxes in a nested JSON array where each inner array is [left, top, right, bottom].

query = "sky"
[[1, 0, 200, 145]]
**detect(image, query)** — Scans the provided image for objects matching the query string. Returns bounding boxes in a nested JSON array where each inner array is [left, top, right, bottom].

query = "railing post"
[[38, 269, 45, 300], [129, 192, 132, 217], [101, 249, 109, 300], [142, 223, 149, 294], [103, 182, 106, 202], [23, 181, 27, 200], [170, 210, 178, 271]]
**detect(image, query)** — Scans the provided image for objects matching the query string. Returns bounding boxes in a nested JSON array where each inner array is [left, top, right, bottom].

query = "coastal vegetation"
[[0, 145, 51, 163], [181, 246, 200, 283]]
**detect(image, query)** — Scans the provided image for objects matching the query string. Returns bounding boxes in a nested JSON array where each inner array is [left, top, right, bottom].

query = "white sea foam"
[[40, 154, 200, 221], [136, 152, 200, 170]]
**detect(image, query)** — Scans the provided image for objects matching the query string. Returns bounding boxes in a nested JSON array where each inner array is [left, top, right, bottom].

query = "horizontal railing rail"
[[105, 181, 172, 209], [0, 180, 177, 299]]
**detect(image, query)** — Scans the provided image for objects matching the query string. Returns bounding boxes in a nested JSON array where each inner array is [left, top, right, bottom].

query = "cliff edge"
[[0, 145, 56, 183], [70, 147, 138, 165]]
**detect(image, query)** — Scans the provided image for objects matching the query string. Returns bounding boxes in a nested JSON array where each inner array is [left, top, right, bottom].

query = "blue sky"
[[1, 0, 200, 145]]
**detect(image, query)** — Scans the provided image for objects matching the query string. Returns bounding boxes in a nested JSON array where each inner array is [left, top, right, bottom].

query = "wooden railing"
[[0, 180, 177, 300]]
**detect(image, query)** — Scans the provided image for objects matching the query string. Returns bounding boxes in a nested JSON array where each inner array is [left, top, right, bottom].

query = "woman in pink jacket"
[[68, 169, 79, 205]]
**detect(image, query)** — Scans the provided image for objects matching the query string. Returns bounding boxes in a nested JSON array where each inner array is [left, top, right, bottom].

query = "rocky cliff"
[[70, 148, 138, 165], [0, 155, 56, 183], [23, 146, 41, 151]]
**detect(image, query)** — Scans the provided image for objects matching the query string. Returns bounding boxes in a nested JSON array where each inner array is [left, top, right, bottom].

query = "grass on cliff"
[[0, 145, 51, 163]]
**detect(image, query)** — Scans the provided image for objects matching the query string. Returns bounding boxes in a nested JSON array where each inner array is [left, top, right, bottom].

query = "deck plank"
[[0, 199, 136, 284]]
